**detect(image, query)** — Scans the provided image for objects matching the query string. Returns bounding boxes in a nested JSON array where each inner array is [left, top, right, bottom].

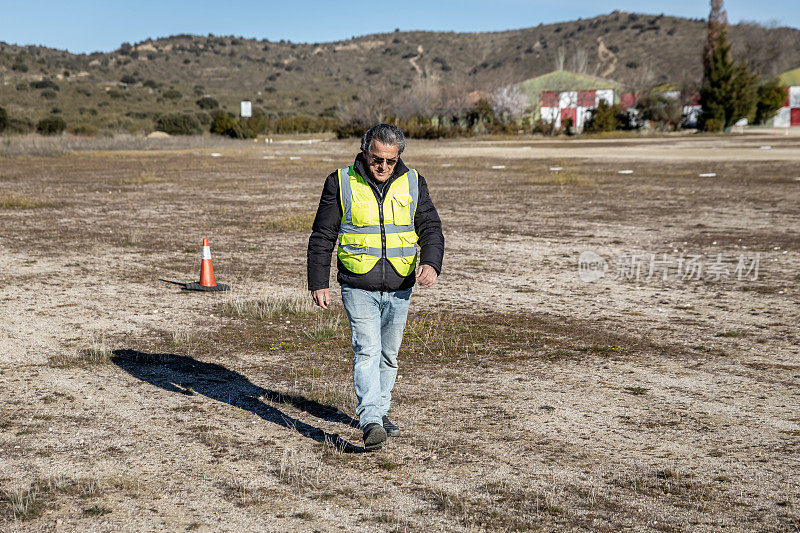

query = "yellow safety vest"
[[337, 166, 419, 276]]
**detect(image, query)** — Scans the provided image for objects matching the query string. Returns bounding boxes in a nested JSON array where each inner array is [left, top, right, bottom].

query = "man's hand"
[[416, 264, 438, 287], [311, 288, 330, 309]]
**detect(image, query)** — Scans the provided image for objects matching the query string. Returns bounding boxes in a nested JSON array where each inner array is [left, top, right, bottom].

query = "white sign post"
[[240, 101, 252, 118]]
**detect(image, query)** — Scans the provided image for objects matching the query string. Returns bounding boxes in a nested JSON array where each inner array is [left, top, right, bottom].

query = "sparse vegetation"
[[221, 291, 314, 320], [262, 212, 315, 232], [49, 336, 112, 368], [0, 194, 58, 209]]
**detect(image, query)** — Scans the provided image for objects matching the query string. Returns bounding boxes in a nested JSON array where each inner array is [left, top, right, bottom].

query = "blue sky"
[[1, 0, 798, 54]]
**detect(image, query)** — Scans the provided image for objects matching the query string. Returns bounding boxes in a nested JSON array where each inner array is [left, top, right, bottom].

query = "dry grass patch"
[[262, 212, 315, 232], [0, 194, 59, 209], [49, 335, 112, 368], [221, 290, 314, 320], [526, 170, 596, 187], [121, 172, 163, 185], [1, 474, 140, 521], [276, 447, 324, 489]]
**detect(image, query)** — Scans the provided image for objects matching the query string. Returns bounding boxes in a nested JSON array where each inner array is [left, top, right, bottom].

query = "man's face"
[[363, 139, 399, 183]]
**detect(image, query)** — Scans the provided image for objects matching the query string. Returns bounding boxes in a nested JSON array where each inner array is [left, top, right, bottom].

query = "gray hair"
[[361, 123, 406, 155]]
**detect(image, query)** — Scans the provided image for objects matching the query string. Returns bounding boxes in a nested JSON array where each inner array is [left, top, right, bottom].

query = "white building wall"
[[595, 89, 614, 106], [559, 91, 577, 108], [541, 107, 561, 128], [773, 107, 791, 128], [790, 86, 800, 107]]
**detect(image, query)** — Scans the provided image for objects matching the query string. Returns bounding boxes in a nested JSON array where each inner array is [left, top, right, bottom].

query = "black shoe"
[[382, 415, 401, 437], [363, 422, 387, 451]]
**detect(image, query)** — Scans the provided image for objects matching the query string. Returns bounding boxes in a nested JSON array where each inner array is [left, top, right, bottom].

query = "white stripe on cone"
[[202, 246, 212, 260]]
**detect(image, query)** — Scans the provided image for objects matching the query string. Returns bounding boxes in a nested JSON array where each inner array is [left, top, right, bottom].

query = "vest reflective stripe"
[[339, 166, 354, 225], [340, 222, 415, 234], [337, 166, 419, 276], [339, 245, 417, 258]]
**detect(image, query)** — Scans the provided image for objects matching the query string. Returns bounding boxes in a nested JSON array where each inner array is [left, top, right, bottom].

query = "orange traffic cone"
[[199, 238, 217, 287], [182, 238, 229, 291]]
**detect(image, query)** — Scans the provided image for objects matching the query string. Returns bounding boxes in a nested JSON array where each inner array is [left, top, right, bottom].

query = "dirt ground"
[[1, 133, 798, 532]]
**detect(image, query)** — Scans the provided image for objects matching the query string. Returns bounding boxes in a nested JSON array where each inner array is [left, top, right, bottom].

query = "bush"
[[41, 90, 57, 100], [6, 117, 34, 134], [68, 123, 98, 136], [36, 116, 67, 136], [754, 79, 787, 125], [0, 106, 7, 132], [30, 79, 60, 91], [143, 79, 159, 89], [120, 75, 138, 84], [163, 89, 183, 100], [702, 118, 724, 132], [531, 118, 556, 135], [584, 101, 622, 132], [636, 93, 682, 130], [196, 96, 219, 110], [154, 113, 204, 135], [210, 111, 252, 139]]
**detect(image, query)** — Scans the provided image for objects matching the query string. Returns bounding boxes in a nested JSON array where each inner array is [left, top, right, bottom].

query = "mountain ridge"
[[1, 11, 798, 131]]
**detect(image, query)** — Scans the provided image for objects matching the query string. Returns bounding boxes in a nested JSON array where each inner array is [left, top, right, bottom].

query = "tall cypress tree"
[[699, 0, 758, 131]]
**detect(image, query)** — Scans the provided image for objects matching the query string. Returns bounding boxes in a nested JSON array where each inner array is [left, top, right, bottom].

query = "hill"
[[1, 11, 799, 134]]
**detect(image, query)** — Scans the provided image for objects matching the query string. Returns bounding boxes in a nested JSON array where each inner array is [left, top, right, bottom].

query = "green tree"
[[754, 78, 788, 125], [584, 101, 621, 132], [699, 1, 758, 131], [0, 106, 7, 132]]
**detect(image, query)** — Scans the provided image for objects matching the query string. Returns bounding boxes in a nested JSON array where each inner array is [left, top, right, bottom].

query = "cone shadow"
[[111, 349, 364, 453]]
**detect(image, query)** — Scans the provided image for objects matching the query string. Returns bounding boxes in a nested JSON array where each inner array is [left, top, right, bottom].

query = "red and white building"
[[773, 86, 800, 127], [540, 89, 615, 130]]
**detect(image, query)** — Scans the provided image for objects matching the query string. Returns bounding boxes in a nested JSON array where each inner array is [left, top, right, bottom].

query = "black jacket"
[[307, 153, 444, 292]]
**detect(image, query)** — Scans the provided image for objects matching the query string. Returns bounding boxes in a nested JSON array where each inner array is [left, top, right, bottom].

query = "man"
[[307, 123, 444, 451]]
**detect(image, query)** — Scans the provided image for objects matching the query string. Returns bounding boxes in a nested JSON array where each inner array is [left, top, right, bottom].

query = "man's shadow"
[[111, 349, 364, 453]]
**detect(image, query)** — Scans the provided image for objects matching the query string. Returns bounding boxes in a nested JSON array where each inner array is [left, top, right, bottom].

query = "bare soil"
[[1, 133, 798, 531]]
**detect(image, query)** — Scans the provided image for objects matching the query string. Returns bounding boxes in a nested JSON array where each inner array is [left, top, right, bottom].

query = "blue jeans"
[[340, 284, 412, 429]]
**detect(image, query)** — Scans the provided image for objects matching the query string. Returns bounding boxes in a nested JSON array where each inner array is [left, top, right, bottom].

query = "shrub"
[[163, 89, 182, 100], [12, 62, 28, 72], [194, 111, 212, 126], [154, 113, 204, 135], [754, 78, 787, 125], [702, 118, 724, 132], [637, 93, 682, 130], [584, 101, 622, 132], [68, 123, 98, 136], [6, 117, 34, 134], [120, 75, 137, 84], [142, 79, 159, 89], [0, 106, 7, 132], [36, 117, 67, 136], [196, 96, 219, 109], [210, 111, 251, 139], [30, 79, 60, 91]]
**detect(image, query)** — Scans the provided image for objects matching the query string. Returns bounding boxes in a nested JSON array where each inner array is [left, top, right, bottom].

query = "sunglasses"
[[368, 155, 398, 166]]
